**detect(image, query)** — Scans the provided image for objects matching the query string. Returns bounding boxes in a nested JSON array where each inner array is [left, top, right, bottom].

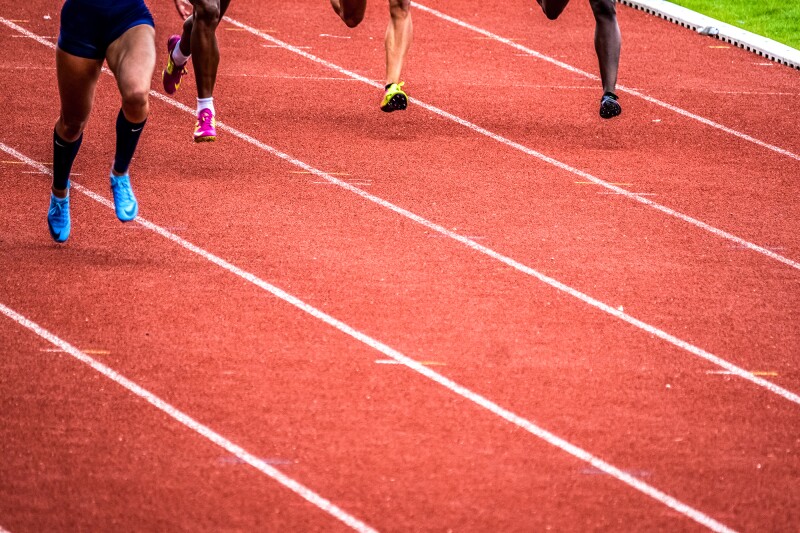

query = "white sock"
[[171, 40, 191, 66], [197, 97, 214, 115]]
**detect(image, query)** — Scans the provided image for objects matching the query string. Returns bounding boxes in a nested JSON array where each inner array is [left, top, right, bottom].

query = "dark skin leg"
[[177, 0, 232, 99], [330, 0, 367, 28], [589, 0, 621, 94], [536, 0, 620, 94]]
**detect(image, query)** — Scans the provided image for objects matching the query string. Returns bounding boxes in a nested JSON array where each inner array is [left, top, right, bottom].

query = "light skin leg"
[[384, 0, 412, 85], [53, 48, 103, 198], [105, 24, 156, 175]]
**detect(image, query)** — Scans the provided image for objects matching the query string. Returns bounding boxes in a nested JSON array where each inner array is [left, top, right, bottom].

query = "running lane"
[[171, 1, 800, 382], [1, 2, 799, 531], [223, 0, 800, 255]]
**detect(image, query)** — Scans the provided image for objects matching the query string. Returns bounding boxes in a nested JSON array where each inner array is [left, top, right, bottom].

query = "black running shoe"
[[599, 91, 622, 119]]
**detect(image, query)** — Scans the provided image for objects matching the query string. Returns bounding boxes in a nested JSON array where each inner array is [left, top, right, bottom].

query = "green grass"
[[667, 0, 800, 50]]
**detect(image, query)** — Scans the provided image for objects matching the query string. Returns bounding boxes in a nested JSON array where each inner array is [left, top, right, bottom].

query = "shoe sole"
[[381, 93, 408, 113], [600, 100, 622, 119], [194, 135, 217, 143]]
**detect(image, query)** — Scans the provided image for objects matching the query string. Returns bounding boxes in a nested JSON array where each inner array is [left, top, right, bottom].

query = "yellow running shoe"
[[162, 35, 188, 95], [380, 82, 408, 112]]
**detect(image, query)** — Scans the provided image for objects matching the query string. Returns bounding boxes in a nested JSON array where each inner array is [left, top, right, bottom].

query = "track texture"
[[1, 0, 798, 531]]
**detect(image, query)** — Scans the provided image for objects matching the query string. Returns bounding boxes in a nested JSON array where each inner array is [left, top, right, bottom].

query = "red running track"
[[0, 0, 798, 531]]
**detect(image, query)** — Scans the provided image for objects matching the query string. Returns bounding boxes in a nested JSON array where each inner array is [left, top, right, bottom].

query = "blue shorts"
[[58, 0, 154, 60]]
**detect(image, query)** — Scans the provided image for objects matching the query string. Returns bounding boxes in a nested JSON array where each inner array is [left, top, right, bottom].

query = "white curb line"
[[619, 0, 800, 70]]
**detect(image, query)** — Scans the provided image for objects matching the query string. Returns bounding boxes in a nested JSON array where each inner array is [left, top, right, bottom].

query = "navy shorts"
[[58, 0, 154, 60]]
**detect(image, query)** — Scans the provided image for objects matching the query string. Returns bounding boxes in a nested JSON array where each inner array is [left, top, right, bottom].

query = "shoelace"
[[113, 179, 135, 203], [50, 201, 67, 223]]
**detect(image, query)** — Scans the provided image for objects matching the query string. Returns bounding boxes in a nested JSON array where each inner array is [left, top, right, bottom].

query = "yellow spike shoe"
[[380, 82, 408, 113]]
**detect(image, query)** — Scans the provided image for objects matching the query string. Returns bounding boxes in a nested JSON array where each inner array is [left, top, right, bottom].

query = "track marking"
[[3, 18, 798, 404], [707, 370, 779, 377], [1, 18, 798, 405], [40, 348, 110, 355], [576, 181, 633, 186], [375, 359, 446, 366], [291, 171, 351, 175], [411, 2, 800, 164], [218, 16, 800, 273], [0, 302, 377, 533], [0, 145, 734, 532]]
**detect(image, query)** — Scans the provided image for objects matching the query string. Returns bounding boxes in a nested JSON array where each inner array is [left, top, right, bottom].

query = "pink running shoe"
[[162, 35, 187, 95], [194, 108, 217, 142]]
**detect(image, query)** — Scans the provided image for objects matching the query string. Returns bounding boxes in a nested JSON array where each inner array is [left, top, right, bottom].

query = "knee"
[[389, 0, 411, 20], [182, 14, 194, 35], [589, 0, 617, 20], [59, 118, 86, 141], [121, 87, 150, 118], [193, 0, 221, 25]]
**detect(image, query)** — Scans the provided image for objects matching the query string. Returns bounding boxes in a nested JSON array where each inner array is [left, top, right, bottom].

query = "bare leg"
[[106, 24, 156, 124], [184, 0, 231, 99], [537, 0, 571, 20], [589, 0, 621, 94], [384, 0, 412, 85], [53, 48, 103, 197], [331, 0, 367, 27]]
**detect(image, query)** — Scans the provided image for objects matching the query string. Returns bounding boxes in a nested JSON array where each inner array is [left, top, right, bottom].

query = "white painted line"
[[1, 18, 797, 406], [0, 147, 735, 533], [220, 16, 800, 272], [410, 3, 800, 164], [0, 525, 11, 533], [0, 303, 376, 533], [618, 0, 800, 70]]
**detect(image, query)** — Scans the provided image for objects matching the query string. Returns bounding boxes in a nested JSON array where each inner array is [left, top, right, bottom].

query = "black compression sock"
[[53, 129, 82, 191], [113, 109, 146, 175]]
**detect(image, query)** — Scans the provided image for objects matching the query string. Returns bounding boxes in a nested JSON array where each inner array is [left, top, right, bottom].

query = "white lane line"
[[0, 303, 376, 533], [411, 2, 800, 164], [220, 16, 800, 273], [0, 148, 734, 533], [1, 17, 797, 404], [0, 525, 11, 533]]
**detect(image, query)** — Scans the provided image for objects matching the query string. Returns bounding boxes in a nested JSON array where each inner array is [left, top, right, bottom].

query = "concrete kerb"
[[619, 0, 800, 70]]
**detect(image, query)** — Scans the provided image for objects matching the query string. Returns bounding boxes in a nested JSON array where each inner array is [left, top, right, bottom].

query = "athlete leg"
[[106, 24, 156, 125], [187, 0, 230, 99], [53, 47, 103, 196], [385, 0, 412, 85], [589, 0, 621, 94], [537, 0, 571, 20], [331, 0, 367, 28], [104, 24, 155, 220]]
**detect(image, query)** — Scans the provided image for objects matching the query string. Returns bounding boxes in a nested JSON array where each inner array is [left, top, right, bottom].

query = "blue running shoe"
[[47, 192, 71, 243], [110, 173, 139, 222]]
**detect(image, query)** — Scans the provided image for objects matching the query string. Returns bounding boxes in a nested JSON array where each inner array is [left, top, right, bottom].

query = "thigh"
[[56, 47, 103, 130], [105, 24, 156, 97]]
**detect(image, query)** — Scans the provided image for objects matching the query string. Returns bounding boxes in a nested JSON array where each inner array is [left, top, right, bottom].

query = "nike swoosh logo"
[[54, 140, 65, 147], [131, 127, 143, 132]]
